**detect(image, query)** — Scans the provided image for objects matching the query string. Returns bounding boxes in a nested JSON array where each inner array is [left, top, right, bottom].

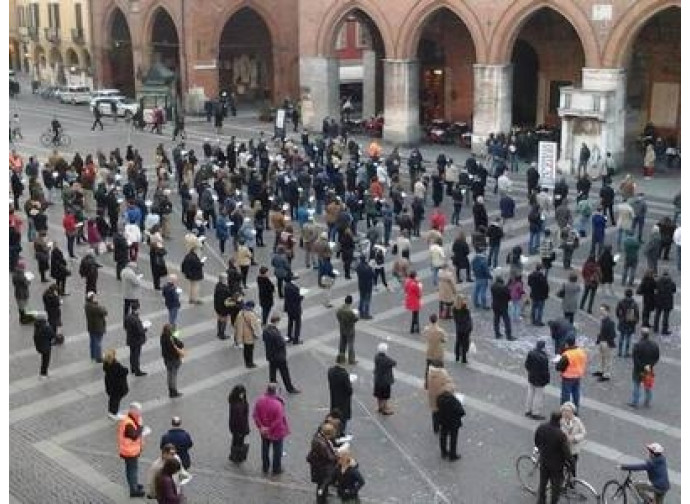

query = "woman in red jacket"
[[404, 271, 423, 333]]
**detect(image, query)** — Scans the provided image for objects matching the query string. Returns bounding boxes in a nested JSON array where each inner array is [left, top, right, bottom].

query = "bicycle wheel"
[[561, 478, 599, 503], [515, 455, 539, 495], [601, 480, 627, 504], [40, 132, 52, 147], [60, 134, 71, 147]]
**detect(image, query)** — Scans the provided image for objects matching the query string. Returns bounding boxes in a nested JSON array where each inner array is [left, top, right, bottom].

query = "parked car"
[[90, 96, 140, 119], [9, 71, 20, 97], [59, 85, 92, 105]]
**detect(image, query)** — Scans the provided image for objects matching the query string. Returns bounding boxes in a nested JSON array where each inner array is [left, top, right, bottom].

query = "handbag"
[[642, 369, 655, 389]]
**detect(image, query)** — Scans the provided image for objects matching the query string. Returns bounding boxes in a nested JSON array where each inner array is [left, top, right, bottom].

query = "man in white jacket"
[[429, 238, 446, 287]]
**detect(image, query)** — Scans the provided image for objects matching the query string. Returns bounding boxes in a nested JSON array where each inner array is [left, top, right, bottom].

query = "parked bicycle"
[[40, 129, 71, 148], [602, 469, 665, 504], [516, 447, 599, 503]]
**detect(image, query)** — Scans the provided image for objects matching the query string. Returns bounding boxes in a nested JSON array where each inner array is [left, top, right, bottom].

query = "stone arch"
[[104, 4, 135, 96], [214, 1, 283, 54], [65, 47, 80, 68], [602, 0, 680, 67], [82, 49, 92, 72], [100, 1, 130, 44], [488, 1, 600, 67], [315, 0, 394, 58], [397, 0, 487, 61], [49, 47, 63, 67]]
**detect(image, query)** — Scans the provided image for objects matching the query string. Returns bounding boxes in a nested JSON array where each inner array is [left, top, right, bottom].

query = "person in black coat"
[[636, 269, 656, 328], [334, 448, 366, 502], [228, 384, 251, 463], [452, 295, 473, 363], [328, 363, 353, 432], [49, 244, 70, 296], [213, 273, 233, 340], [102, 348, 129, 418], [149, 241, 168, 290], [534, 412, 572, 504], [257, 266, 275, 326], [491, 276, 513, 340], [436, 390, 465, 460], [373, 343, 396, 415], [181, 248, 204, 304], [524, 340, 550, 420], [124, 301, 147, 376], [112, 230, 129, 280], [527, 265, 549, 326], [355, 256, 375, 319], [160, 323, 185, 398], [42, 283, 62, 341], [472, 197, 488, 231], [451, 232, 472, 283], [262, 314, 300, 393], [653, 270, 675, 335], [33, 314, 55, 378], [79, 252, 101, 294], [283, 275, 303, 344], [526, 163, 540, 196], [630, 328, 660, 408], [548, 317, 575, 356]]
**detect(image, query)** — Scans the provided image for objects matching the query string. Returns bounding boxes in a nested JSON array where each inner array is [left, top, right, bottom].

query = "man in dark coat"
[[262, 314, 300, 394], [124, 301, 147, 376], [524, 340, 549, 420], [535, 411, 572, 504], [159, 416, 194, 469], [593, 304, 616, 381], [336, 295, 359, 364], [213, 273, 233, 340], [528, 265, 549, 326], [113, 230, 129, 280], [491, 276, 513, 340], [79, 252, 101, 294], [472, 196, 488, 231], [526, 162, 540, 196], [50, 244, 70, 296], [180, 247, 204, 304], [34, 313, 55, 378], [283, 275, 303, 344], [547, 317, 575, 356], [653, 270, 675, 335], [436, 390, 465, 461], [327, 362, 353, 432], [629, 328, 660, 408], [355, 256, 374, 319]]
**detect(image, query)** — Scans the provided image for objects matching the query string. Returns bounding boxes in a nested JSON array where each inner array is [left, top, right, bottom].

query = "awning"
[[339, 65, 363, 83]]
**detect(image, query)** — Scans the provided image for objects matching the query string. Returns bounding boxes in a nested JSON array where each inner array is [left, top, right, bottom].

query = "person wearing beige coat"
[[560, 401, 586, 477], [423, 314, 447, 387], [437, 266, 457, 319], [234, 301, 261, 368], [235, 242, 253, 288], [427, 364, 455, 433]]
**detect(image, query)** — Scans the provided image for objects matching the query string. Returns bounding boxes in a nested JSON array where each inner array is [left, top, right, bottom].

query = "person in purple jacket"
[[253, 383, 290, 475]]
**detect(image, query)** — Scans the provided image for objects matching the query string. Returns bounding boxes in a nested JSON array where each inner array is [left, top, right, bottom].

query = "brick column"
[[382, 59, 420, 146], [299, 56, 340, 130], [361, 50, 376, 118], [472, 64, 512, 153]]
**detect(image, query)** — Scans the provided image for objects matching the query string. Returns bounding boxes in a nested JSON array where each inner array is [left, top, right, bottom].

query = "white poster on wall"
[[538, 141, 558, 188]]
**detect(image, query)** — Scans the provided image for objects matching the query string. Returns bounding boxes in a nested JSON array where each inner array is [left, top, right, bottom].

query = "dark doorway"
[[150, 9, 179, 73], [108, 8, 134, 96], [511, 39, 538, 127]]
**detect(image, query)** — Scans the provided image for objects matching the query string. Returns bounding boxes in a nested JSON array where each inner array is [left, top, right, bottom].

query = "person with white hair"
[[559, 401, 586, 477], [117, 402, 149, 497], [373, 343, 396, 415]]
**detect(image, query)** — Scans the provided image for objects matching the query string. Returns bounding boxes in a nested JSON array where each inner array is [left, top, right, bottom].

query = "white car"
[[90, 88, 122, 100], [59, 85, 92, 105], [90, 96, 140, 119]]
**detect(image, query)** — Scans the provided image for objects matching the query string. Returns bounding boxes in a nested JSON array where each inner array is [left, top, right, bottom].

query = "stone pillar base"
[[299, 56, 339, 131], [471, 64, 513, 154], [383, 59, 420, 146]]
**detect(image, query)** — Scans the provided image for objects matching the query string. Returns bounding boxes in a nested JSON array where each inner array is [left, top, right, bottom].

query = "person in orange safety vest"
[[118, 402, 148, 498], [555, 335, 587, 412]]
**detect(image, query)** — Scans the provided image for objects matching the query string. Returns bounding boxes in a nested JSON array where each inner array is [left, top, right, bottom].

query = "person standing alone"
[[336, 295, 359, 365], [253, 383, 290, 476]]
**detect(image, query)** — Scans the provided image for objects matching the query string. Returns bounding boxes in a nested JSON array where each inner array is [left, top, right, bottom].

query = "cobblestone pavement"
[[8, 91, 682, 503]]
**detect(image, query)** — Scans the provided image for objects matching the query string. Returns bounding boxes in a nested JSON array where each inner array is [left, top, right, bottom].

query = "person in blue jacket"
[[159, 416, 194, 470], [590, 207, 608, 257], [471, 251, 492, 310], [620, 442, 669, 503]]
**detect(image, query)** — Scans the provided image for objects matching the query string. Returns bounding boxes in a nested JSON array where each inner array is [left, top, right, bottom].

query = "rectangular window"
[[17, 7, 24, 27], [75, 3, 83, 30], [30, 3, 40, 28], [48, 3, 60, 28], [335, 25, 347, 50], [357, 23, 369, 48]]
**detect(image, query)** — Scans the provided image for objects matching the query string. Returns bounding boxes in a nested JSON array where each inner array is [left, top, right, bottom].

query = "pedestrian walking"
[[160, 417, 194, 470], [559, 402, 586, 477], [336, 295, 359, 364], [653, 270, 675, 335], [328, 362, 353, 433], [404, 271, 423, 333], [592, 304, 616, 382], [103, 348, 129, 419], [234, 300, 261, 368], [124, 301, 147, 376], [91, 105, 104, 131], [629, 328, 659, 408], [556, 336, 587, 411], [33, 313, 55, 379], [85, 291, 107, 363], [160, 324, 185, 398], [491, 276, 513, 339], [161, 275, 181, 327], [556, 272, 581, 325], [524, 340, 549, 420], [535, 411, 571, 504], [373, 342, 396, 415], [228, 384, 251, 463], [262, 314, 301, 394], [117, 402, 148, 498], [616, 289, 639, 357], [253, 382, 290, 475]]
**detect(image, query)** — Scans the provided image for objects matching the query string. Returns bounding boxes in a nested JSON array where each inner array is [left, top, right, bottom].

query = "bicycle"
[[601, 469, 665, 504], [40, 129, 71, 148], [516, 447, 599, 502]]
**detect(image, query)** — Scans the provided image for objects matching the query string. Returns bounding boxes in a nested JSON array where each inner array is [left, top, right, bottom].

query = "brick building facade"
[[90, 0, 679, 169]]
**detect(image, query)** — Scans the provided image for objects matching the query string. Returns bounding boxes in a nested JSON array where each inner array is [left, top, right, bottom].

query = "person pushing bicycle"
[[619, 443, 669, 503]]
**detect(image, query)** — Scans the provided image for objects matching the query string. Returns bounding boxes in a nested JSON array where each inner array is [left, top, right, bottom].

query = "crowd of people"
[[8, 121, 678, 502]]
